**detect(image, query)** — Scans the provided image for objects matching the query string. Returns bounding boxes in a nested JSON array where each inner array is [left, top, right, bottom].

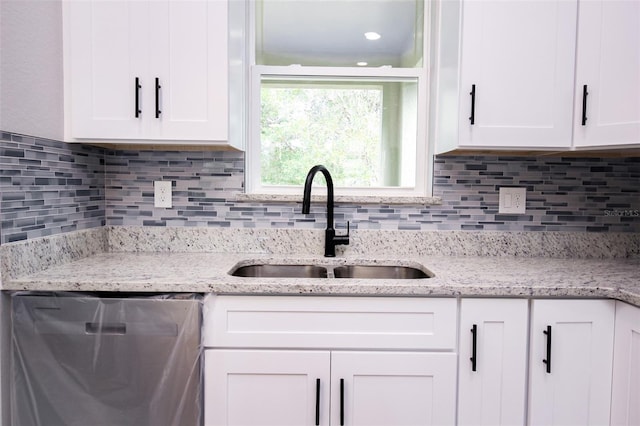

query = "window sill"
[[235, 193, 442, 206]]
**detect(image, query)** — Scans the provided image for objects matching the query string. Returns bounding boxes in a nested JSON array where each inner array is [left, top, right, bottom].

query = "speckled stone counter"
[[1, 227, 639, 306], [3, 251, 639, 307]]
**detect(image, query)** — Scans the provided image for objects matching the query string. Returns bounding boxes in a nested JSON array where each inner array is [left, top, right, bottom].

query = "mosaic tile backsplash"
[[1, 132, 105, 244], [1, 130, 639, 244], [105, 150, 640, 233]]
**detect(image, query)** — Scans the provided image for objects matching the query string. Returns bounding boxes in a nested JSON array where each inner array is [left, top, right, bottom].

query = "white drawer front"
[[203, 295, 457, 350]]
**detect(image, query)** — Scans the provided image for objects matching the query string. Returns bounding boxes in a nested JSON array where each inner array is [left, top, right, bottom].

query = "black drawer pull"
[[469, 84, 476, 125], [135, 77, 142, 118], [470, 324, 478, 371], [543, 325, 552, 373], [155, 77, 162, 118], [315, 378, 320, 425], [340, 378, 345, 425], [581, 85, 588, 126]]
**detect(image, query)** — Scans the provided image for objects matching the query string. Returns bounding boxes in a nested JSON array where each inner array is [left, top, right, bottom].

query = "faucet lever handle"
[[335, 221, 350, 241], [338, 221, 350, 237]]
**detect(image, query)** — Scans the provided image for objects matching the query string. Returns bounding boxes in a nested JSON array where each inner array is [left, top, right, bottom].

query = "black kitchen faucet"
[[302, 165, 350, 257]]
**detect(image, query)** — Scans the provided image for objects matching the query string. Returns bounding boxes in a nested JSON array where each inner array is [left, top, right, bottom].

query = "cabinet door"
[[149, 0, 228, 141], [458, 0, 577, 149], [458, 299, 528, 426], [67, 0, 228, 143], [528, 299, 615, 426], [611, 301, 640, 426], [573, 0, 640, 147], [67, 0, 148, 139], [331, 351, 456, 426], [204, 350, 330, 426]]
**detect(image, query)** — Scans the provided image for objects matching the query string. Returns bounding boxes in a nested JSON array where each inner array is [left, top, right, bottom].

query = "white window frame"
[[246, 3, 432, 198]]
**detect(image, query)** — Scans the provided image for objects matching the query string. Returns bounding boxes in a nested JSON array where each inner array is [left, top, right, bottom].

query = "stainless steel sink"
[[231, 263, 431, 279], [333, 265, 430, 279], [231, 264, 328, 278]]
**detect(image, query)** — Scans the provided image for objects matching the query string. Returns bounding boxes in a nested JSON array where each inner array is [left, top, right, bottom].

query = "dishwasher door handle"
[[85, 322, 127, 335], [35, 320, 178, 336]]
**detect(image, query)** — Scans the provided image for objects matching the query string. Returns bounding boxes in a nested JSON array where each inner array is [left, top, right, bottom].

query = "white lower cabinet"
[[610, 301, 640, 426], [203, 295, 458, 426], [205, 350, 330, 426], [205, 350, 456, 426], [203, 295, 457, 350], [331, 352, 457, 426], [528, 299, 615, 426], [458, 299, 529, 426], [203, 296, 626, 426]]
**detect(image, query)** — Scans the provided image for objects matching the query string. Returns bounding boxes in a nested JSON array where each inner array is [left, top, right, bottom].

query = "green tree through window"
[[261, 84, 383, 187]]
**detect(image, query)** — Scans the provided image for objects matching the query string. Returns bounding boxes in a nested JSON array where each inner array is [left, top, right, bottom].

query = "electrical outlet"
[[154, 181, 172, 208], [499, 187, 526, 214]]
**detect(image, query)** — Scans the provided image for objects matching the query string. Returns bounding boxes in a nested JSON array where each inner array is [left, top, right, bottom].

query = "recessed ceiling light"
[[364, 32, 381, 41], [357, 61, 368, 66]]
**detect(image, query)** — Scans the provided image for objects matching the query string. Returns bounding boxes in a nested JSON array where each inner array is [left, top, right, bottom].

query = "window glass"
[[260, 77, 418, 188], [249, 0, 428, 196]]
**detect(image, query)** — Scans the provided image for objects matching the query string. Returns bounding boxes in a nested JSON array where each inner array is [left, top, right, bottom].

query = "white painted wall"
[[0, 0, 64, 141]]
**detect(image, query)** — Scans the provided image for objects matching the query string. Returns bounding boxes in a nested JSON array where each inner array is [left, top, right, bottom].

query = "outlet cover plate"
[[154, 181, 172, 208], [499, 187, 526, 214]]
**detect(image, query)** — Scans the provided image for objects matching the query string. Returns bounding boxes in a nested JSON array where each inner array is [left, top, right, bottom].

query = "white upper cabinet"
[[67, 1, 147, 140], [456, 0, 577, 150], [65, 0, 234, 147], [436, 0, 639, 153], [573, 0, 640, 148], [147, 0, 228, 142]]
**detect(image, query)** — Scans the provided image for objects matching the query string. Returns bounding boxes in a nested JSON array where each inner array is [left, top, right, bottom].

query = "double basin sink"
[[231, 263, 432, 279]]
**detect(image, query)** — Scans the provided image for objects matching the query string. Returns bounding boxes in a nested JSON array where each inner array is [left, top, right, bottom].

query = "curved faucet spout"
[[302, 165, 334, 228], [302, 165, 349, 257]]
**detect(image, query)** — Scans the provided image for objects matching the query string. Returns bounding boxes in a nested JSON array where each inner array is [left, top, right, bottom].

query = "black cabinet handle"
[[340, 378, 345, 426], [469, 84, 476, 125], [315, 378, 320, 426], [581, 85, 588, 126], [155, 77, 162, 119], [470, 324, 478, 372], [135, 77, 142, 118], [543, 325, 552, 373]]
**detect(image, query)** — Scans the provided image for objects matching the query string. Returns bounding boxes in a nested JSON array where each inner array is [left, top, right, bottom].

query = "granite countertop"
[[5, 252, 640, 306]]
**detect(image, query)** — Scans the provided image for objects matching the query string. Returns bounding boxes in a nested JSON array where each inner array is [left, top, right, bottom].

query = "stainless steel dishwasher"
[[10, 293, 202, 426]]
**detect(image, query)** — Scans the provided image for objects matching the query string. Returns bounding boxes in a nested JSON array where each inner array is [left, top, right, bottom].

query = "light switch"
[[504, 193, 513, 208]]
